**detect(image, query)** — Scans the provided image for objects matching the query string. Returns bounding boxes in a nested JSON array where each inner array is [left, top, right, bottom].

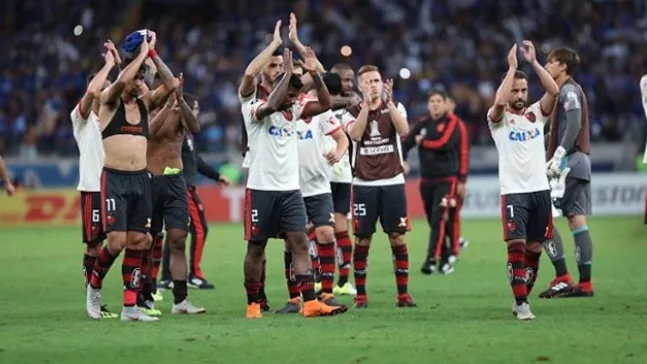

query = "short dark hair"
[[271, 47, 284, 57], [428, 90, 447, 100], [274, 72, 303, 90], [122, 57, 148, 77], [502, 70, 528, 81], [547, 47, 580, 75], [322, 72, 342, 95], [331, 63, 353, 73]]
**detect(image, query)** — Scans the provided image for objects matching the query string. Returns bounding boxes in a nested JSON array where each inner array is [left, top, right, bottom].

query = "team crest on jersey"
[[525, 111, 536, 123], [282, 110, 294, 121], [106, 214, 116, 226], [436, 123, 445, 133]]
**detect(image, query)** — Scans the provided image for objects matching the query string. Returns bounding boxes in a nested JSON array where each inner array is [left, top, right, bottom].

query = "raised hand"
[[104, 40, 121, 66], [521, 40, 536, 64], [175, 72, 185, 102], [283, 48, 293, 73], [383, 79, 393, 103], [272, 20, 283, 46], [507, 44, 518, 69], [298, 47, 318, 73], [288, 12, 300, 44], [138, 36, 149, 54], [147, 30, 157, 50]]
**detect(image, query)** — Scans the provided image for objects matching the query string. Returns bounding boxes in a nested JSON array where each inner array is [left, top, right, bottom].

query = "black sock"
[[172, 280, 188, 304]]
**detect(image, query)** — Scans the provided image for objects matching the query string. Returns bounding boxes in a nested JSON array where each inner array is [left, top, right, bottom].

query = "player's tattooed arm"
[[488, 44, 518, 124], [80, 41, 120, 119], [175, 73, 200, 133], [521, 41, 558, 115], [240, 21, 283, 99], [330, 95, 355, 109], [558, 84, 582, 152], [255, 49, 294, 120], [101, 38, 149, 106], [146, 32, 178, 110]]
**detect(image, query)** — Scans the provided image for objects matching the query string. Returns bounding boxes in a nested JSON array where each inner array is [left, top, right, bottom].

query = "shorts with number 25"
[[351, 184, 410, 238]]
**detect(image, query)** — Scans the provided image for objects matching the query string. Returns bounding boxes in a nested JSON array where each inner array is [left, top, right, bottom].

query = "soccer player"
[[539, 46, 594, 298], [0, 153, 14, 196], [326, 67, 358, 295], [402, 90, 469, 275], [157, 96, 232, 290], [446, 95, 470, 251], [144, 73, 206, 315], [343, 65, 416, 308], [241, 48, 346, 318], [86, 31, 177, 322], [238, 21, 285, 311], [487, 42, 559, 320], [289, 12, 357, 295], [73, 40, 121, 319], [276, 68, 349, 314]]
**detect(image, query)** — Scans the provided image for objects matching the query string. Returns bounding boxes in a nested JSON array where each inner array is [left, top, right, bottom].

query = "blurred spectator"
[[0, 0, 646, 162]]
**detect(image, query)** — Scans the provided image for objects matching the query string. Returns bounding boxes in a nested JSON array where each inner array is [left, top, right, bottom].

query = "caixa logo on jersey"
[[268, 126, 313, 140], [508, 128, 541, 142]]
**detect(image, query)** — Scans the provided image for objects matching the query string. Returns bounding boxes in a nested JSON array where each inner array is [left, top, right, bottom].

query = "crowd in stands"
[[0, 0, 645, 165]]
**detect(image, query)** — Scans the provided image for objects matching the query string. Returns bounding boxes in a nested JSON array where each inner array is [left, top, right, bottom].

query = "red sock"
[[284, 251, 300, 299], [244, 280, 260, 305], [524, 249, 541, 295], [83, 253, 97, 287], [507, 242, 527, 305], [335, 231, 352, 286], [391, 245, 409, 295], [296, 274, 316, 302], [318, 242, 335, 294], [353, 244, 369, 297], [307, 229, 320, 280], [150, 234, 163, 280], [89, 247, 120, 289], [122, 249, 143, 307]]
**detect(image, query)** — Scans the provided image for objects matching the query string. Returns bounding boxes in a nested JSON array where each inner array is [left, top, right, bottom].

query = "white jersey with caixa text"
[[241, 95, 314, 191], [71, 102, 105, 192], [296, 109, 343, 197], [488, 101, 551, 195]]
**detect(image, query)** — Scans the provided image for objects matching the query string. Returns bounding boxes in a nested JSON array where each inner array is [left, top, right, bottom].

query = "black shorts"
[[351, 184, 409, 238], [80, 191, 106, 244], [330, 182, 351, 215], [244, 189, 307, 242], [304, 193, 335, 228], [501, 190, 553, 242], [555, 177, 592, 217], [100, 167, 152, 234], [150, 174, 190, 235]]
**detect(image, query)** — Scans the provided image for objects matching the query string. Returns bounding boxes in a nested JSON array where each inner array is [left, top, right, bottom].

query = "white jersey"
[[488, 101, 551, 195], [71, 103, 104, 192], [242, 96, 312, 191], [296, 109, 342, 197], [325, 108, 353, 183]]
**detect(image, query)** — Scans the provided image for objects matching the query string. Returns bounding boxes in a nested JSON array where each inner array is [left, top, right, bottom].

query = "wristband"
[[148, 49, 158, 58], [554, 146, 566, 159]]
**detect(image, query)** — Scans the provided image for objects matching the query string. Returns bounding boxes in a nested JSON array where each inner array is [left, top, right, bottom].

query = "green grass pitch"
[[0, 216, 645, 364]]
